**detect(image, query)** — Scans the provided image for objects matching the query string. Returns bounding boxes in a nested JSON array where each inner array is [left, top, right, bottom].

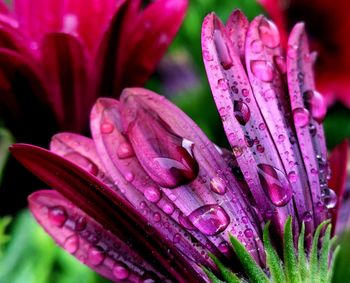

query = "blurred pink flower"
[[259, 0, 350, 108]]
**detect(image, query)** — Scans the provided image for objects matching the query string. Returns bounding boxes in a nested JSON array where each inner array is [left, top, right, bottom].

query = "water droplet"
[[63, 153, 99, 176], [278, 134, 285, 142], [214, 29, 232, 70], [125, 172, 134, 182], [256, 144, 265, 153], [251, 40, 263, 53], [262, 89, 275, 101], [244, 228, 254, 238], [178, 213, 196, 230], [64, 234, 79, 254], [250, 60, 275, 82], [302, 211, 313, 222], [210, 176, 227, 195], [321, 188, 337, 209], [173, 233, 181, 244], [234, 101, 250, 125], [288, 171, 297, 183], [113, 263, 130, 280], [117, 142, 134, 159], [258, 164, 293, 206], [218, 78, 228, 91], [74, 216, 87, 232], [48, 206, 67, 227], [303, 90, 326, 123], [258, 18, 280, 48], [100, 122, 114, 134], [162, 202, 175, 215], [242, 89, 249, 97], [188, 205, 230, 236], [232, 146, 243, 157], [309, 124, 317, 136], [274, 56, 286, 74], [88, 247, 105, 266], [293, 108, 310, 128], [203, 50, 213, 61], [153, 212, 161, 222], [218, 241, 229, 253], [144, 187, 161, 203]]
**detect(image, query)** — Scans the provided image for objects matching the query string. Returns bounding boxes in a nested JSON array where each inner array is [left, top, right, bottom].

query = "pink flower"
[[0, 0, 188, 144], [258, 0, 350, 108]]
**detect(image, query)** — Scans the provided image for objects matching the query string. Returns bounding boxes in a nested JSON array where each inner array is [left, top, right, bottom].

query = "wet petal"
[[29, 190, 166, 282], [10, 143, 205, 283]]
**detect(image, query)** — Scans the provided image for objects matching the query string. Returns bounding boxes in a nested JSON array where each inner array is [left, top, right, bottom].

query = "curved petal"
[[29, 190, 166, 282], [41, 33, 91, 132], [10, 143, 205, 283]]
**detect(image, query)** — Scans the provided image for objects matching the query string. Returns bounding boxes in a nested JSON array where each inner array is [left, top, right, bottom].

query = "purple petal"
[[287, 23, 328, 225], [10, 143, 205, 282], [41, 33, 91, 133], [201, 13, 294, 237], [29, 190, 166, 282]]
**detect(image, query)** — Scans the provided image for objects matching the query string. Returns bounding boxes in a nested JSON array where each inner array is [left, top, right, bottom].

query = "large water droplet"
[[234, 101, 250, 125], [214, 28, 233, 70], [250, 60, 275, 82], [113, 263, 129, 280], [258, 18, 280, 48], [64, 234, 79, 254], [124, 104, 199, 188], [258, 164, 293, 206], [117, 142, 134, 159], [303, 90, 326, 123], [88, 247, 105, 266], [210, 176, 227, 195], [144, 186, 161, 203], [63, 153, 99, 176], [188, 205, 230, 236], [48, 206, 67, 227], [293, 108, 310, 128], [321, 188, 337, 209], [100, 122, 114, 134]]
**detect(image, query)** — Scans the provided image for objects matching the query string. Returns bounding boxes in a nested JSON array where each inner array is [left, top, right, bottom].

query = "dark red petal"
[[0, 49, 57, 144], [10, 144, 205, 283], [41, 33, 91, 133], [328, 140, 349, 231], [29, 190, 166, 282]]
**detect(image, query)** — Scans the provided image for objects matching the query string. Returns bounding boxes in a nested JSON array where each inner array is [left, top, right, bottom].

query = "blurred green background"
[[1, 0, 350, 282]]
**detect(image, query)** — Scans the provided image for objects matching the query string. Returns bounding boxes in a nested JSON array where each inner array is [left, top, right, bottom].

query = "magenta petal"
[[287, 23, 328, 225], [0, 49, 57, 144], [328, 140, 349, 231], [201, 13, 294, 237], [10, 144, 205, 283], [29, 190, 166, 282], [41, 33, 90, 132]]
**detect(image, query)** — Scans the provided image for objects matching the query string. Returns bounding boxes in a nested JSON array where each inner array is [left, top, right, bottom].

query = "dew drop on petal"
[[210, 176, 227, 195], [214, 29, 233, 70], [188, 205, 230, 236], [124, 172, 134, 182], [113, 263, 130, 280], [288, 171, 297, 183], [234, 101, 250, 125], [303, 90, 326, 123], [250, 60, 275, 82], [178, 213, 196, 230], [309, 123, 317, 136], [48, 206, 67, 227], [302, 211, 313, 222], [88, 247, 105, 266], [258, 18, 280, 48], [293, 108, 310, 128], [144, 187, 162, 203], [218, 241, 229, 253], [258, 164, 292, 206], [162, 202, 175, 215], [100, 122, 114, 134], [117, 142, 134, 159], [321, 188, 337, 209], [64, 234, 79, 254], [244, 228, 254, 238]]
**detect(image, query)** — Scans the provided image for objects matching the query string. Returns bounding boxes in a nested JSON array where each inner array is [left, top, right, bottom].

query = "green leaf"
[[202, 265, 225, 283], [319, 224, 332, 283], [229, 235, 269, 283], [0, 216, 11, 257], [329, 245, 340, 283], [283, 217, 301, 283], [297, 222, 308, 281], [309, 220, 330, 283], [263, 222, 286, 283], [208, 253, 242, 283]]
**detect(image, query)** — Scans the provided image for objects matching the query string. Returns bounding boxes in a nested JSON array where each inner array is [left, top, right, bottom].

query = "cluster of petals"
[[10, 9, 349, 283]]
